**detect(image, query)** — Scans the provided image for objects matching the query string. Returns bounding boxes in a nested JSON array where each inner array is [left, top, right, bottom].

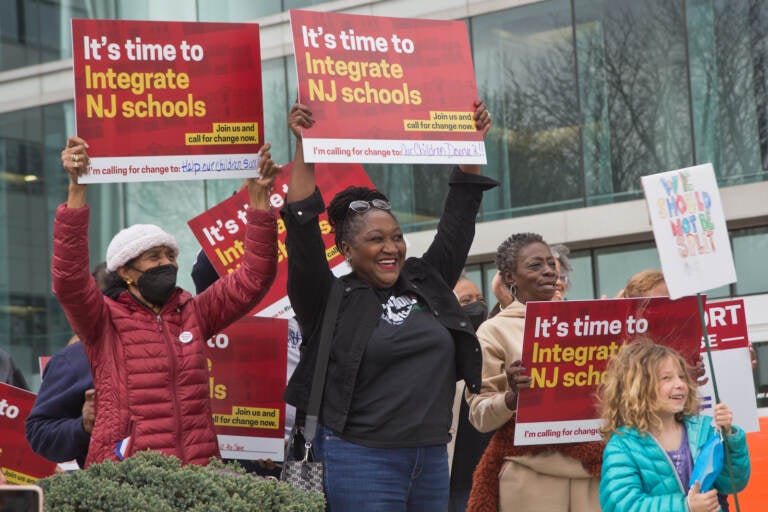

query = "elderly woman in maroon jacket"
[[53, 136, 279, 467]]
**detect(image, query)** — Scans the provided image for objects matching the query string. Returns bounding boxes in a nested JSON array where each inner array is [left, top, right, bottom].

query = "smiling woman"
[[328, 189, 404, 290], [465, 232, 604, 512], [282, 100, 496, 511]]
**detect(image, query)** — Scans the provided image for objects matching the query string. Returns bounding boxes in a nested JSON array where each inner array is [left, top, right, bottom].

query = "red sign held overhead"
[[290, 9, 486, 165], [72, 19, 264, 183]]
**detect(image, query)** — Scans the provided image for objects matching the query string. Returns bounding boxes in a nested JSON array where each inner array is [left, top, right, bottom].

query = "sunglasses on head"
[[348, 199, 392, 213]]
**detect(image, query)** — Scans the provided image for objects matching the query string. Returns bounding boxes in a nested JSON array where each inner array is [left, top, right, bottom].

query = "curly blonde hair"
[[597, 338, 699, 440]]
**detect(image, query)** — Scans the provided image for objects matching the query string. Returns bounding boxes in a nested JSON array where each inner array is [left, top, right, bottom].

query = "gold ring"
[[73, 153, 79, 163]]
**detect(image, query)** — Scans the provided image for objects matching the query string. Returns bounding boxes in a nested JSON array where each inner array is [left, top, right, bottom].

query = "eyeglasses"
[[348, 199, 392, 213]]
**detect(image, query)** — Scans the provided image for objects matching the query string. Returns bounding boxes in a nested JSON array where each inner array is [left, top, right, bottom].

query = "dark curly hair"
[[495, 232, 545, 286], [327, 186, 393, 250]]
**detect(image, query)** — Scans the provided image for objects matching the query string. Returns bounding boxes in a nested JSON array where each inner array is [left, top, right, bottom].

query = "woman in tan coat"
[[466, 233, 603, 512]]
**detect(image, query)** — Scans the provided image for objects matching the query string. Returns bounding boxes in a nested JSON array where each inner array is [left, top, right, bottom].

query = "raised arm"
[[62, 136, 89, 208], [53, 137, 109, 343], [286, 103, 316, 203], [193, 144, 279, 338], [282, 102, 334, 330], [421, 99, 497, 287], [246, 143, 279, 211], [457, 99, 492, 176]]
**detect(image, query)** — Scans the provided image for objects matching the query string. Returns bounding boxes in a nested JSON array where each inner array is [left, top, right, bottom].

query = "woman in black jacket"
[[282, 101, 495, 511]]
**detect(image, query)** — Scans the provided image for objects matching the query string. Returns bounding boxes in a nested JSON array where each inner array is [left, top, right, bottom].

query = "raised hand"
[[288, 103, 315, 140], [473, 99, 492, 137], [62, 136, 90, 183], [247, 143, 280, 211]]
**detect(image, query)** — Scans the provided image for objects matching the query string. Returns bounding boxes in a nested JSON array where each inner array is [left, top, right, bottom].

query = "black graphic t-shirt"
[[341, 290, 456, 448]]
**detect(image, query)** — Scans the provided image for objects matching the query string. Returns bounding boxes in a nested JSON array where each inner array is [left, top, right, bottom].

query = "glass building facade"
[[2, 0, 768, 391]]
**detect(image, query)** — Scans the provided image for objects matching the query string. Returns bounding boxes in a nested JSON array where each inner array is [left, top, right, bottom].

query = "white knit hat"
[[106, 224, 179, 272]]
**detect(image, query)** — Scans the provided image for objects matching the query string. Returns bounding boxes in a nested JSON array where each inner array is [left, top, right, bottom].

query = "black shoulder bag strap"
[[302, 279, 343, 453]]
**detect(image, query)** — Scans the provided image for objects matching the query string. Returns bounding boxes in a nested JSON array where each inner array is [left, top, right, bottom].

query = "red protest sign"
[[514, 296, 701, 445], [703, 298, 749, 350], [698, 299, 759, 432], [290, 9, 485, 165], [0, 383, 57, 483], [72, 19, 263, 183], [187, 162, 374, 318], [206, 317, 288, 461]]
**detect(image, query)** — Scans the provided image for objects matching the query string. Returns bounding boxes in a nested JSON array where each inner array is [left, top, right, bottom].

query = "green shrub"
[[38, 451, 325, 512]]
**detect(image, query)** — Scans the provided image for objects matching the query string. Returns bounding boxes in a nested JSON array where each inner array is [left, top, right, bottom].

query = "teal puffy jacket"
[[600, 415, 750, 512]]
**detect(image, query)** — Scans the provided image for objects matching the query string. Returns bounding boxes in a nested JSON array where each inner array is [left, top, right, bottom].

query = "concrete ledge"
[[405, 180, 768, 261]]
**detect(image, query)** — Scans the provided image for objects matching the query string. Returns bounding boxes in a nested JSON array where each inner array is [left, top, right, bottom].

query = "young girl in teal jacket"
[[598, 339, 750, 512]]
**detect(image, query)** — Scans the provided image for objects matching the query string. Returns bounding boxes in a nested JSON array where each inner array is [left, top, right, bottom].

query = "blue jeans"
[[315, 425, 449, 511]]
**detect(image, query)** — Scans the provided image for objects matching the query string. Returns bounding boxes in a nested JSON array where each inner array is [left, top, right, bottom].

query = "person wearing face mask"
[[466, 233, 603, 512], [448, 276, 493, 511], [454, 276, 488, 331], [52, 136, 279, 467]]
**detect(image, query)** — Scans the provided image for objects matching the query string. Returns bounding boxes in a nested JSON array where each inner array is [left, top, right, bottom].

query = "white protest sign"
[[641, 163, 736, 299]]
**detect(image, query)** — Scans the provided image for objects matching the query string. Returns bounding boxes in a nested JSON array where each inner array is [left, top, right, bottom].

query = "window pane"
[[575, 0, 693, 205], [567, 250, 594, 300], [704, 283, 731, 299], [594, 242, 661, 298], [481, 263, 497, 306], [197, 0, 281, 21], [262, 58, 291, 167], [472, 1, 583, 220], [283, 0, 328, 9], [0, 0, 92, 71], [0, 0, 28, 69], [0, 103, 75, 389], [116, 0, 197, 20], [687, 0, 768, 186], [733, 227, 768, 295]]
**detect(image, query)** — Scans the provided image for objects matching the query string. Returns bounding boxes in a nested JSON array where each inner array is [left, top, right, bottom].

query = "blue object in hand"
[[690, 428, 724, 492]]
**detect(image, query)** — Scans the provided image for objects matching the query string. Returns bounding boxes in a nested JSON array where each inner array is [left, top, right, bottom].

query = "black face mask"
[[462, 301, 488, 331], [134, 264, 178, 306]]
